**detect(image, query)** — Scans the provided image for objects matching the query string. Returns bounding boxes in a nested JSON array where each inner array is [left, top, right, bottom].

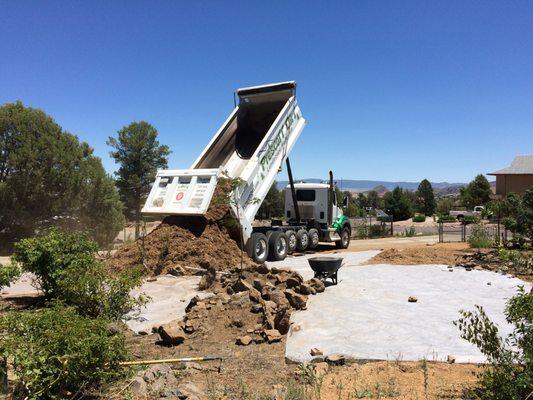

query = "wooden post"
[[1, 357, 7, 395]]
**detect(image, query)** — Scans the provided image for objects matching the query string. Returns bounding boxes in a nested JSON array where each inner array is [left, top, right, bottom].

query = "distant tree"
[[436, 197, 454, 215], [383, 186, 413, 221], [415, 179, 436, 216], [108, 122, 170, 238], [501, 188, 533, 246], [366, 190, 381, 209], [356, 193, 368, 209], [0, 102, 123, 248], [257, 181, 284, 219], [460, 174, 492, 209]]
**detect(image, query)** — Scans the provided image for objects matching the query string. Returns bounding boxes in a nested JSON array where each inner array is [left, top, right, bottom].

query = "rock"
[[251, 303, 263, 313], [267, 289, 291, 309], [141, 364, 179, 393], [232, 279, 254, 293], [296, 283, 316, 295], [284, 289, 308, 310], [262, 306, 276, 329], [231, 318, 244, 328], [254, 263, 270, 274], [307, 278, 325, 293], [236, 335, 253, 346], [408, 296, 418, 303], [185, 295, 200, 313], [310, 348, 323, 356], [248, 287, 263, 303], [274, 309, 292, 334], [285, 277, 301, 288], [198, 266, 216, 290], [129, 377, 147, 396], [263, 329, 282, 343], [158, 321, 186, 345], [325, 353, 345, 366], [447, 354, 456, 364], [176, 381, 204, 400]]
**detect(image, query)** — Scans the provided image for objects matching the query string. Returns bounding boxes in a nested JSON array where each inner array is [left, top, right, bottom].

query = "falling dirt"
[[107, 179, 253, 275]]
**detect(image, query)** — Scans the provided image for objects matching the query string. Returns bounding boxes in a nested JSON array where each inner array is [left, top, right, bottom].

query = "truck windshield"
[[296, 190, 315, 202]]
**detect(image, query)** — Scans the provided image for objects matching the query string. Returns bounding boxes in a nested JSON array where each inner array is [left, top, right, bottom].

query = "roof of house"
[[489, 155, 533, 175]]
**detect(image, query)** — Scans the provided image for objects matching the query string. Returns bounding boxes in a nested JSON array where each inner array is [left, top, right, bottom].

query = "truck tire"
[[250, 232, 269, 263], [335, 226, 351, 249], [285, 230, 297, 254], [296, 229, 309, 251], [308, 228, 319, 249], [268, 231, 288, 261]]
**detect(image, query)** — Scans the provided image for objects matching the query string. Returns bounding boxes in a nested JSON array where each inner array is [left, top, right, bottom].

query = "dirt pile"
[[107, 179, 253, 275], [366, 246, 466, 266]]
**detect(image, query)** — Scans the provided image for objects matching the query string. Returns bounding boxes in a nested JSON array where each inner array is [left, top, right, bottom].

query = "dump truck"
[[142, 81, 351, 263]]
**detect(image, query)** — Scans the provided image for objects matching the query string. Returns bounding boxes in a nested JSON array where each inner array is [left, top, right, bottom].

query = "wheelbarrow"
[[307, 256, 343, 285]]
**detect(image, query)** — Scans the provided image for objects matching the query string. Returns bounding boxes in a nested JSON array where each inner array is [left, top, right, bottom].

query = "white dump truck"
[[142, 81, 351, 263]]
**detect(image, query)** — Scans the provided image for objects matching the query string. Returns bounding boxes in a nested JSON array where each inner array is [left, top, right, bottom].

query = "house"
[[488, 155, 533, 196]]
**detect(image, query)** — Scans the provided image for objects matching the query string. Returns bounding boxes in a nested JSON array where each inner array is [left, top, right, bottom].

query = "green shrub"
[[404, 226, 416, 237], [468, 223, 494, 248], [438, 215, 457, 223], [12, 230, 99, 297], [0, 263, 20, 290], [412, 214, 426, 223], [463, 215, 481, 225], [368, 224, 385, 238], [12, 230, 144, 319], [0, 304, 127, 400], [455, 287, 532, 400], [498, 249, 533, 276]]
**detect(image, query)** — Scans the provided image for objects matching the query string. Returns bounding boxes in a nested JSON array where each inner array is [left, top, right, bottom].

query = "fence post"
[[461, 223, 466, 242], [0, 357, 7, 395], [438, 222, 443, 243]]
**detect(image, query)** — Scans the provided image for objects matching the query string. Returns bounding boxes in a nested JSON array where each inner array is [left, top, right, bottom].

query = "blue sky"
[[1, 1, 532, 183]]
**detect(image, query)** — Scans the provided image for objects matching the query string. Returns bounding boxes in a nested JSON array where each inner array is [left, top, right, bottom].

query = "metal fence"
[[438, 220, 511, 244]]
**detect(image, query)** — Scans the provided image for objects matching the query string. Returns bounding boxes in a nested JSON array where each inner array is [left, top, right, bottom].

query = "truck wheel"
[[308, 228, 319, 249], [251, 232, 269, 263], [296, 229, 309, 251], [335, 227, 351, 249], [285, 230, 297, 254], [268, 232, 288, 261]]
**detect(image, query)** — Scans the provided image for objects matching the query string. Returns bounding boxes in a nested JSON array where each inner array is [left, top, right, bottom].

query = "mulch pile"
[[107, 179, 254, 276]]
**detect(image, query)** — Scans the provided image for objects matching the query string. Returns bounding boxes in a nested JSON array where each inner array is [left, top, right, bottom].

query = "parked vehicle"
[[450, 206, 485, 221], [142, 81, 351, 262]]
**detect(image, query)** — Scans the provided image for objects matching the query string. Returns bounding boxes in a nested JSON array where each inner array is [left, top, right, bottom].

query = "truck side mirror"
[[342, 197, 348, 208]]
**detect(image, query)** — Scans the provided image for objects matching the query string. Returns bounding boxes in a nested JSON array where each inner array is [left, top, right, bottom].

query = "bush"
[[463, 215, 481, 225], [455, 287, 532, 400], [0, 263, 20, 290], [438, 215, 457, 223], [12, 230, 144, 319], [0, 304, 127, 400], [412, 214, 426, 223], [404, 226, 416, 237], [468, 223, 494, 249], [12, 230, 99, 297]]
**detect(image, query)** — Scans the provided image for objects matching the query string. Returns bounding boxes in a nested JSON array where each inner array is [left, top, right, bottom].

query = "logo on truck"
[[258, 106, 299, 180]]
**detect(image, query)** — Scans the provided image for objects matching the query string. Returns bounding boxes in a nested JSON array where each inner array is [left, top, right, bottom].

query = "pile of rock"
[[156, 264, 326, 347]]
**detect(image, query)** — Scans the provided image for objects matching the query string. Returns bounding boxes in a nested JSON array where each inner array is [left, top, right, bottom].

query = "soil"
[[366, 243, 470, 266], [107, 179, 254, 276]]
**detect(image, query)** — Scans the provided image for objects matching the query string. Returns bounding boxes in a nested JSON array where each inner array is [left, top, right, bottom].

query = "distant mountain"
[[276, 179, 467, 194]]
